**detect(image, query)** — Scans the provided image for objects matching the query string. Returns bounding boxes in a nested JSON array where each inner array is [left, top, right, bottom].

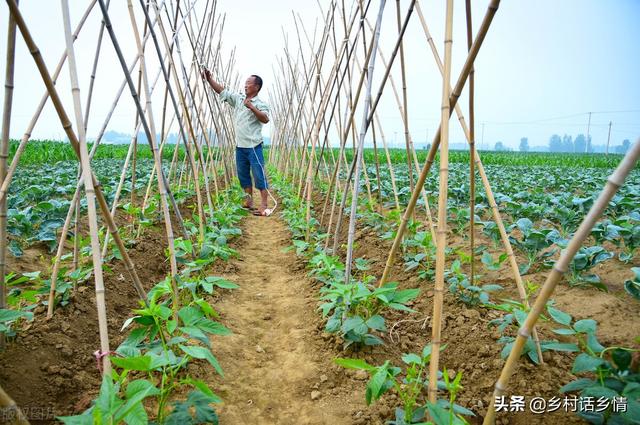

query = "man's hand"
[[201, 68, 224, 94], [200, 67, 211, 81], [244, 96, 269, 124]]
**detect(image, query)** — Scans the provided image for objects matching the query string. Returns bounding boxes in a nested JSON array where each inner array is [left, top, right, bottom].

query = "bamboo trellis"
[[0, 1, 636, 423]]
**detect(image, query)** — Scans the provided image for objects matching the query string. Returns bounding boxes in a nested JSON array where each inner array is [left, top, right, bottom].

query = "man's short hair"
[[251, 74, 263, 91]]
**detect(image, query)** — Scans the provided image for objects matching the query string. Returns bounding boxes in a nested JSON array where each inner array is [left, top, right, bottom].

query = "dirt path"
[[205, 212, 364, 424]]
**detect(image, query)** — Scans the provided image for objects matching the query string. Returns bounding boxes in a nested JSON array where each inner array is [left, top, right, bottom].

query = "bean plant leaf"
[[111, 355, 153, 372], [366, 364, 389, 405], [547, 305, 572, 326], [560, 378, 595, 393], [573, 319, 597, 334], [542, 342, 579, 352], [612, 349, 632, 372], [572, 353, 607, 374], [179, 344, 223, 376], [334, 358, 374, 371]]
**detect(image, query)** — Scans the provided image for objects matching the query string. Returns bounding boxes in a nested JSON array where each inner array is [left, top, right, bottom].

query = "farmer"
[[201, 68, 270, 216]]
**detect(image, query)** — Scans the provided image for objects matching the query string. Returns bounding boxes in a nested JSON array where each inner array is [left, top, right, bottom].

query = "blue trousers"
[[235, 143, 268, 190]]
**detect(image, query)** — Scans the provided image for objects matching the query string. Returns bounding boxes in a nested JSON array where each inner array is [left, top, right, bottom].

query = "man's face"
[[244, 77, 259, 97]]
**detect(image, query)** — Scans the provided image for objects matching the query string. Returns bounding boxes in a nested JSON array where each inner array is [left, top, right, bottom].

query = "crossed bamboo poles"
[[270, 0, 637, 422], [2, 0, 235, 375], [2, 1, 638, 423]]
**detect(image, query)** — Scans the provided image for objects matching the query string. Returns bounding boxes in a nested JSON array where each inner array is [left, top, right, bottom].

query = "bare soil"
[[0, 224, 170, 424], [192, 211, 365, 424], [312, 191, 640, 425], [0, 188, 638, 425]]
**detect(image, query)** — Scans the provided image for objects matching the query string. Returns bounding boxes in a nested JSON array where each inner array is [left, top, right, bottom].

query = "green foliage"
[[550, 305, 640, 424], [335, 345, 474, 425], [402, 231, 436, 281], [567, 245, 614, 290], [480, 251, 508, 271], [507, 218, 559, 275], [624, 267, 640, 300], [320, 281, 419, 349], [0, 308, 34, 338], [58, 186, 242, 424], [58, 374, 160, 425], [273, 172, 420, 350], [165, 390, 220, 425], [488, 300, 582, 365], [446, 259, 501, 306]]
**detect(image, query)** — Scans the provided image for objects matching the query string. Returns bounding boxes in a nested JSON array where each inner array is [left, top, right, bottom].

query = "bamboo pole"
[[414, 0, 543, 362], [73, 0, 111, 277], [319, 1, 358, 229], [141, 0, 211, 237], [332, 0, 417, 253], [395, 0, 414, 205], [378, 0, 500, 288], [133, 0, 205, 243], [484, 139, 640, 425], [130, 34, 144, 212], [427, 0, 454, 405], [0, 0, 98, 203], [46, 63, 171, 319], [19, 2, 182, 318], [101, 132, 137, 258], [46, 63, 169, 317], [61, 0, 111, 375], [354, 50, 436, 239], [82, 0, 110, 133], [344, 0, 386, 282], [0, 0, 177, 202], [374, 112, 401, 210], [0, 0, 17, 351], [0, 382, 29, 425], [107, 0, 179, 316], [465, 0, 476, 289]]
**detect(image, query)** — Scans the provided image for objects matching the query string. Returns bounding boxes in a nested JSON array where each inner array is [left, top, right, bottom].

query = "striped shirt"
[[219, 88, 270, 148]]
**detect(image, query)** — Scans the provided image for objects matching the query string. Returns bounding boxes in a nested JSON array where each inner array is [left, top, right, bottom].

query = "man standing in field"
[[201, 68, 271, 216]]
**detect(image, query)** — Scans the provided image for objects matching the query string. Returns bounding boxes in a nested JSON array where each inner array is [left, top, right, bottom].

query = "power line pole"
[[606, 121, 612, 155]]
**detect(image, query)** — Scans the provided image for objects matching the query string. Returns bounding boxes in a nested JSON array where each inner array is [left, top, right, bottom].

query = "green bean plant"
[[335, 345, 475, 425], [549, 305, 640, 424]]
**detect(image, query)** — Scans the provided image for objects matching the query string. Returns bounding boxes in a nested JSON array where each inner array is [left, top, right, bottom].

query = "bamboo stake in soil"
[[465, 0, 476, 289], [414, 0, 543, 362], [378, 0, 500, 289], [427, 0, 454, 405], [0, 0, 98, 204], [395, 0, 414, 205], [345, 0, 386, 282], [12, 0, 152, 319], [108, 0, 179, 314], [483, 139, 640, 425], [140, 0, 209, 240], [332, 0, 417, 252], [0, 0, 17, 351], [61, 0, 111, 375], [0, 382, 29, 425]]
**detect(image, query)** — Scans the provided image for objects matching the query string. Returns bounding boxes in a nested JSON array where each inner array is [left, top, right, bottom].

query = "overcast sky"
[[0, 0, 638, 150]]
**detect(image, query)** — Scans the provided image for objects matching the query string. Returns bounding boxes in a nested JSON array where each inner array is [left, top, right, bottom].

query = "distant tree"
[[616, 139, 631, 154], [549, 134, 562, 152], [561, 134, 573, 152], [574, 134, 586, 153], [494, 141, 506, 151], [519, 137, 529, 152]]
